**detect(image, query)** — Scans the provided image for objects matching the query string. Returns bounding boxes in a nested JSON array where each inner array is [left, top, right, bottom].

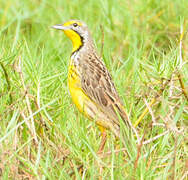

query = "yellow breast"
[[68, 59, 91, 116]]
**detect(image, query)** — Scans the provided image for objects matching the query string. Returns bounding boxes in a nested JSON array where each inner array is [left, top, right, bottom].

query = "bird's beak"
[[51, 24, 68, 30]]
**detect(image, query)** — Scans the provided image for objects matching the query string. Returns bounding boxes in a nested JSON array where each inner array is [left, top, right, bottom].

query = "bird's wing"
[[80, 53, 128, 126]]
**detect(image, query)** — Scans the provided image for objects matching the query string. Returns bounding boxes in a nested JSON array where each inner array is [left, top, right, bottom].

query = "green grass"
[[0, 0, 187, 179]]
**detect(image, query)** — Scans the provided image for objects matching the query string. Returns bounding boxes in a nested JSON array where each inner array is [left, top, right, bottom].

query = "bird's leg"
[[98, 129, 107, 154]]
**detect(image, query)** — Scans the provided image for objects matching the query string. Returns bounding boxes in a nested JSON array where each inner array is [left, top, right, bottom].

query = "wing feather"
[[80, 52, 128, 126]]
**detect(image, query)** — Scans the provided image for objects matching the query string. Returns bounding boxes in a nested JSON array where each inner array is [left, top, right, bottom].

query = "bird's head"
[[52, 20, 90, 52]]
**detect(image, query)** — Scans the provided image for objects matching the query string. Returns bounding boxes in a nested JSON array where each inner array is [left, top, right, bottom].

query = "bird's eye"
[[73, 23, 78, 27]]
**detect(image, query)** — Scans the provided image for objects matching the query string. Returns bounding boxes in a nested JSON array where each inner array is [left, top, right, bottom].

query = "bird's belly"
[[69, 84, 90, 115], [68, 67, 102, 122], [68, 65, 90, 116]]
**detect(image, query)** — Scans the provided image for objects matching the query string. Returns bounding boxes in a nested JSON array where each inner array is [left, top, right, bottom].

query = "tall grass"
[[0, 0, 187, 179]]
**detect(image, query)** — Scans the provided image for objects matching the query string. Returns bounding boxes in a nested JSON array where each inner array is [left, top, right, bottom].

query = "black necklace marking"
[[71, 29, 84, 56]]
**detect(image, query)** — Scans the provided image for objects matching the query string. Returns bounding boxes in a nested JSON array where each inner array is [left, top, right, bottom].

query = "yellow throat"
[[52, 20, 84, 53]]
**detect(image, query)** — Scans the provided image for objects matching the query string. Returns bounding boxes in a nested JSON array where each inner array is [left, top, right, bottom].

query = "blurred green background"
[[0, 0, 187, 179]]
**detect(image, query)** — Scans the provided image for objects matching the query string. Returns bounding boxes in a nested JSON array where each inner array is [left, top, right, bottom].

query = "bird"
[[52, 20, 131, 152]]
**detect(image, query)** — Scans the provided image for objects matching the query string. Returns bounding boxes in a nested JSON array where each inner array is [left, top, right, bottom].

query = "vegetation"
[[0, 0, 187, 179]]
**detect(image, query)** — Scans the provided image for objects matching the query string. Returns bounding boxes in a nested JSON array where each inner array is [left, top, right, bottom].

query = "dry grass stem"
[[171, 135, 178, 180], [18, 56, 38, 144], [134, 133, 145, 169], [143, 98, 156, 124], [142, 130, 169, 145], [177, 71, 188, 101], [0, 62, 12, 103], [100, 25, 104, 57]]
